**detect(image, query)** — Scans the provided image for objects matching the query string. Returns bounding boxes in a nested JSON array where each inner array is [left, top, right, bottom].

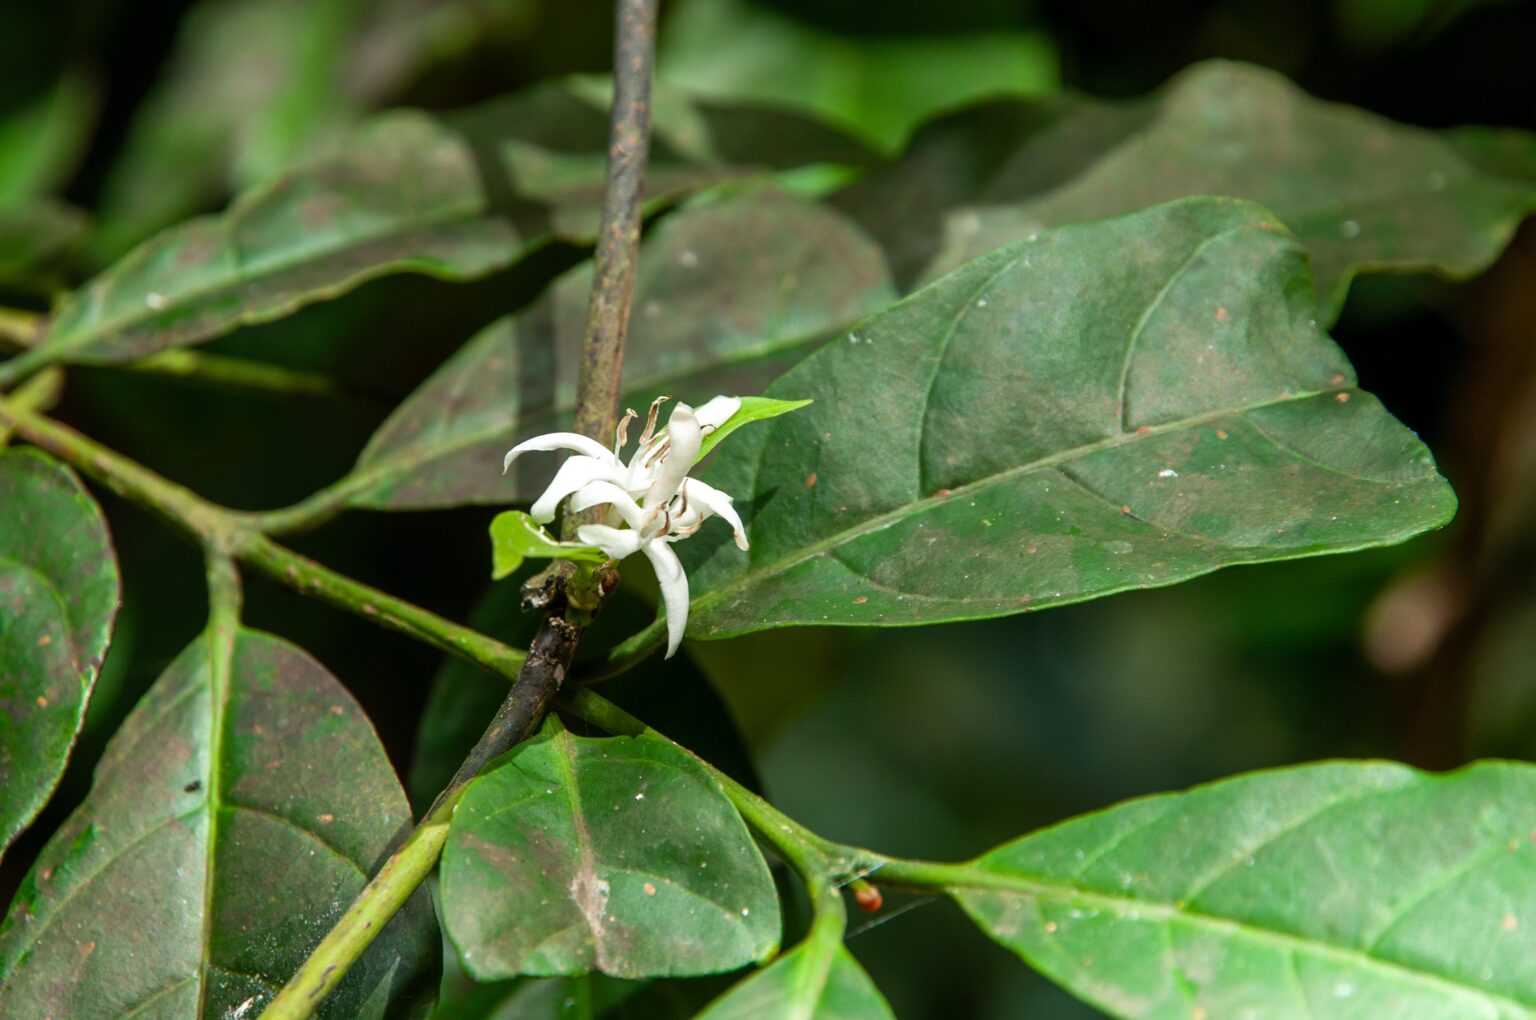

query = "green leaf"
[[92, 0, 373, 259], [949, 760, 1536, 1018], [677, 197, 1454, 638], [0, 449, 119, 861], [696, 943, 894, 1019], [696, 396, 812, 463], [0, 626, 438, 1018], [920, 61, 1536, 321], [0, 199, 86, 291], [442, 724, 779, 979], [490, 510, 605, 580], [660, 0, 1057, 154], [0, 70, 95, 205], [24, 84, 865, 372], [344, 188, 895, 510]]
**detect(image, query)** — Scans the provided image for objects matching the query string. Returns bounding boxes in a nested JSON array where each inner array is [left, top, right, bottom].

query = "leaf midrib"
[[51, 183, 497, 356], [952, 868, 1534, 1016], [694, 384, 1361, 621]]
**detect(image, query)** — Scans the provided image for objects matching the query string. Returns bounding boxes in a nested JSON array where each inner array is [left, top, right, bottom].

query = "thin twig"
[[569, 0, 659, 484]]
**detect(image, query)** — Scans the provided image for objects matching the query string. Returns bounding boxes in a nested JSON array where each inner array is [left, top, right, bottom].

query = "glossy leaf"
[[951, 760, 1536, 1018], [660, 0, 1057, 153], [696, 942, 894, 1020], [490, 510, 605, 580], [915, 61, 1536, 320], [0, 449, 119, 860], [442, 724, 779, 979], [678, 197, 1454, 638], [345, 188, 894, 510], [0, 626, 438, 1018], [27, 84, 864, 370]]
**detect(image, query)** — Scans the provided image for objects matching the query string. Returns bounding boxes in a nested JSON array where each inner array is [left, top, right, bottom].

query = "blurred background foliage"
[[0, 0, 1532, 1016]]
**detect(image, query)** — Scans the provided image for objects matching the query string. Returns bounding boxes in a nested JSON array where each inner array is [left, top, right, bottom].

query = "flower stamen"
[[638, 395, 669, 446], [614, 408, 638, 454]]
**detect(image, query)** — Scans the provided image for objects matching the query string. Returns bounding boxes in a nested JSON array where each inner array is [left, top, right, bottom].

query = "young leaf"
[[0, 449, 119, 861], [490, 510, 605, 580], [920, 61, 1536, 321], [343, 189, 894, 510], [696, 942, 894, 1019], [679, 197, 1455, 637], [0, 627, 438, 1018], [441, 724, 780, 980], [695, 396, 812, 463], [948, 760, 1536, 1019]]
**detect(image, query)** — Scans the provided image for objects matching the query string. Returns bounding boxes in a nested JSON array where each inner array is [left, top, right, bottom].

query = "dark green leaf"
[[442, 724, 779, 979], [27, 84, 864, 371], [0, 449, 118, 861], [659, 0, 1057, 154], [921, 61, 1536, 320], [345, 188, 895, 510], [679, 197, 1454, 637], [92, 0, 374, 259], [0, 626, 438, 1018], [950, 760, 1536, 1018], [490, 510, 605, 580], [696, 942, 894, 1019]]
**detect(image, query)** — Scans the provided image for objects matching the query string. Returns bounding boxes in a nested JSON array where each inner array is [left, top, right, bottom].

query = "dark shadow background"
[[2, 1, 1533, 1016]]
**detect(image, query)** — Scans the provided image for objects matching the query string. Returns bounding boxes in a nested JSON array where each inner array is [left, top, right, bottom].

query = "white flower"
[[502, 396, 748, 658]]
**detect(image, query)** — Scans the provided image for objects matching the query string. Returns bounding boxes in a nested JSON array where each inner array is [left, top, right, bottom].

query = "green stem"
[[0, 366, 63, 447], [0, 390, 235, 545], [0, 344, 54, 389], [237, 533, 525, 679], [0, 397, 526, 683], [0, 307, 43, 350], [121, 349, 340, 398], [258, 805, 455, 1019], [246, 482, 359, 537]]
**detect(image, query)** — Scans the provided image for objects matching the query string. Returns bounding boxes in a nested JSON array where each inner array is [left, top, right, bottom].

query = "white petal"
[[568, 480, 648, 530], [642, 541, 689, 658], [694, 395, 741, 432], [502, 432, 615, 474], [681, 479, 749, 550], [576, 523, 644, 560], [643, 403, 701, 506], [528, 456, 624, 523]]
